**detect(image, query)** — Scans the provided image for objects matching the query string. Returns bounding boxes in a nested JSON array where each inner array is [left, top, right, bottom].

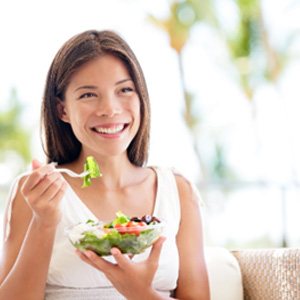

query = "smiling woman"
[[0, 30, 210, 300], [43, 30, 150, 167], [57, 54, 141, 158]]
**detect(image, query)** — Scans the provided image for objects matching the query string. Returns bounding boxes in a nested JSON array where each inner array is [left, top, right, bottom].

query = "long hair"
[[41, 30, 150, 166]]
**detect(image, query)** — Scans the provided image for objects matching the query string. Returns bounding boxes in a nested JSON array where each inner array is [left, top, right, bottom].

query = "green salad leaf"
[[104, 211, 130, 228], [113, 211, 130, 225], [82, 156, 102, 188], [73, 227, 160, 256]]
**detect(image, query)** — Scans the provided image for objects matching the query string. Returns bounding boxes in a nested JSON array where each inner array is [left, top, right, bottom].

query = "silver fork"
[[54, 168, 90, 178]]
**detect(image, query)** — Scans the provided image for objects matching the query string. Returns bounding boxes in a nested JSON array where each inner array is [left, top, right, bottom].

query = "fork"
[[54, 168, 90, 178]]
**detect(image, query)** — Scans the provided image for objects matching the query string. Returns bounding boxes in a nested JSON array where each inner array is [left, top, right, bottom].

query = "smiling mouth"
[[92, 124, 128, 135]]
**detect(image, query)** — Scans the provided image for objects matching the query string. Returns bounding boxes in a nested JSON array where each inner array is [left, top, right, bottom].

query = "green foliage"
[[211, 143, 236, 181], [149, 0, 216, 52], [0, 88, 32, 167], [224, 0, 296, 98]]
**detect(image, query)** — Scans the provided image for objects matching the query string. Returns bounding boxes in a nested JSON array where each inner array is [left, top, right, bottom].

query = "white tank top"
[[4, 167, 181, 299]]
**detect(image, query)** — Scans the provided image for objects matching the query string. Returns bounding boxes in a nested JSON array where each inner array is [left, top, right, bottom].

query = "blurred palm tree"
[[224, 0, 294, 101], [218, 0, 297, 248], [148, 0, 297, 182], [148, 0, 217, 180], [149, 0, 298, 247], [0, 88, 31, 171]]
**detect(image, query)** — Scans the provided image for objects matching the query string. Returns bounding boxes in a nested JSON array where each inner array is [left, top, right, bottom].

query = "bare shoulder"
[[172, 171, 204, 238], [173, 172, 201, 209], [174, 172, 193, 191]]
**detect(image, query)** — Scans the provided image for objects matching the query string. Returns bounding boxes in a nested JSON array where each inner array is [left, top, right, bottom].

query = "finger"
[[22, 164, 56, 195], [41, 175, 66, 201], [49, 181, 68, 206], [75, 250, 103, 271], [147, 236, 166, 265], [32, 159, 42, 170], [43, 180, 67, 212], [26, 172, 63, 204], [81, 250, 114, 272], [76, 249, 94, 265], [110, 247, 130, 269]]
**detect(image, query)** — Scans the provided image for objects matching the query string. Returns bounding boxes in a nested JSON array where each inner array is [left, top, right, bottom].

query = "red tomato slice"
[[114, 223, 127, 234], [126, 221, 143, 236]]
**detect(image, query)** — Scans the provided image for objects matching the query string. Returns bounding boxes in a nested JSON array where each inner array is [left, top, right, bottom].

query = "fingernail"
[[84, 251, 94, 259], [110, 248, 119, 255], [50, 164, 56, 170]]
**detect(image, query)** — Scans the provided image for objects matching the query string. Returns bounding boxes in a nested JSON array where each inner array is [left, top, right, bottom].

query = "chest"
[[65, 174, 157, 222]]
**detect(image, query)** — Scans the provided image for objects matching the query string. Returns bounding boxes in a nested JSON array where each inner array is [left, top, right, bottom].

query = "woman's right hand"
[[20, 159, 67, 228]]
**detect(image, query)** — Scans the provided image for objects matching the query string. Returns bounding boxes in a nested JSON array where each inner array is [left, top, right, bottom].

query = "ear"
[[56, 99, 70, 123]]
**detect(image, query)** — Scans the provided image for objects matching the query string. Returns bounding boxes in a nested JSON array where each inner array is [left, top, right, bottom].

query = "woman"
[[0, 30, 210, 299]]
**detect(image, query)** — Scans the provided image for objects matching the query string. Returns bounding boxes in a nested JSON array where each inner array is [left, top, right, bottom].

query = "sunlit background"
[[1, 0, 300, 249]]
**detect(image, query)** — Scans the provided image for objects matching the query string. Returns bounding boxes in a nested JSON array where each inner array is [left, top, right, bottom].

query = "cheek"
[[64, 109, 78, 125], [66, 104, 90, 123], [64, 108, 87, 138], [133, 97, 141, 117]]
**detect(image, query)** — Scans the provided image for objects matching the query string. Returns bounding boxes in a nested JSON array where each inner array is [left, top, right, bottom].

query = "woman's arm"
[[174, 175, 210, 300], [0, 161, 66, 300]]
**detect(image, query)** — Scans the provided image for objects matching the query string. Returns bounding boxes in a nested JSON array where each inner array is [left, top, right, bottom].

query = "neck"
[[75, 151, 140, 189]]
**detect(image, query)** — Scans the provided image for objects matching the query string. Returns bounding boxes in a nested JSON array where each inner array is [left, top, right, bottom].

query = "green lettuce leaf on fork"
[[82, 156, 102, 188]]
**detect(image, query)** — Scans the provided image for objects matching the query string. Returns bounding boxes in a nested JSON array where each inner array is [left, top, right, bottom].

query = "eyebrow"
[[115, 78, 132, 85], [73, 79, 133, 92], [74, 85, 98, 92]]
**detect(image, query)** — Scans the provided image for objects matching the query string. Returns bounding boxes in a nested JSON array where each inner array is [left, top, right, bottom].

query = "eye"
[[120, 87, 135, 94], [79, 92, 97, 99]]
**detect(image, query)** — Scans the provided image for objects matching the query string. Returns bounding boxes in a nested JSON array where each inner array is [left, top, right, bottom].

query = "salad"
[[82, 156, 102, 188], [67, 211, 163, 256]]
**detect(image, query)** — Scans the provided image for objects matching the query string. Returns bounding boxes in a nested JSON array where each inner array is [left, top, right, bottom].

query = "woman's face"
[[60, 54, 141, 159]]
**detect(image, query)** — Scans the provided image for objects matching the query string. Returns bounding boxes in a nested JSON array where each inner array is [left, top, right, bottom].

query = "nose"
[[96, 93, 122, 117]]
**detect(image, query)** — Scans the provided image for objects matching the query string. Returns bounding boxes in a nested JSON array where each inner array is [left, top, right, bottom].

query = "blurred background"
[[1, 0, 300, 249]]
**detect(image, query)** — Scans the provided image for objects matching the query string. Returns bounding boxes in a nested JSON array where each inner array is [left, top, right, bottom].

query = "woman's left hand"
[[76, 236, 166, 300]]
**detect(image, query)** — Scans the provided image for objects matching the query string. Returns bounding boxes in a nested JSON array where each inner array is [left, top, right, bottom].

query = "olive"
[[151, 216, 161, 223], [130, 217, 141, 222], [142, 215, 153, 224]]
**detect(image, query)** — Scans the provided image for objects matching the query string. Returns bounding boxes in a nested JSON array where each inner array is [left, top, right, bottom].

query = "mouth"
[[92, 123, 128, 135]]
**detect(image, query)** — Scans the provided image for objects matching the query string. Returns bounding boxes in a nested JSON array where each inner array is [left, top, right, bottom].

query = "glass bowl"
[[66, 220, 164, 256]]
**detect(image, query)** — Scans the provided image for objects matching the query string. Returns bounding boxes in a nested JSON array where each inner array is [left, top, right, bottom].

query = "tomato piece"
[[125, 221, 136, 227], [126, 221, 142, 236], [114, 223, 127, 234]]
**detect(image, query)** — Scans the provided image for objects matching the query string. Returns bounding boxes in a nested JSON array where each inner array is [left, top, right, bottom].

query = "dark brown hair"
[[41, 30, 150, 166]]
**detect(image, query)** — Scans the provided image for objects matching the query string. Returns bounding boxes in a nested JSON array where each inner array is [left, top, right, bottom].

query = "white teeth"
[[94, 124, 125, 134]]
